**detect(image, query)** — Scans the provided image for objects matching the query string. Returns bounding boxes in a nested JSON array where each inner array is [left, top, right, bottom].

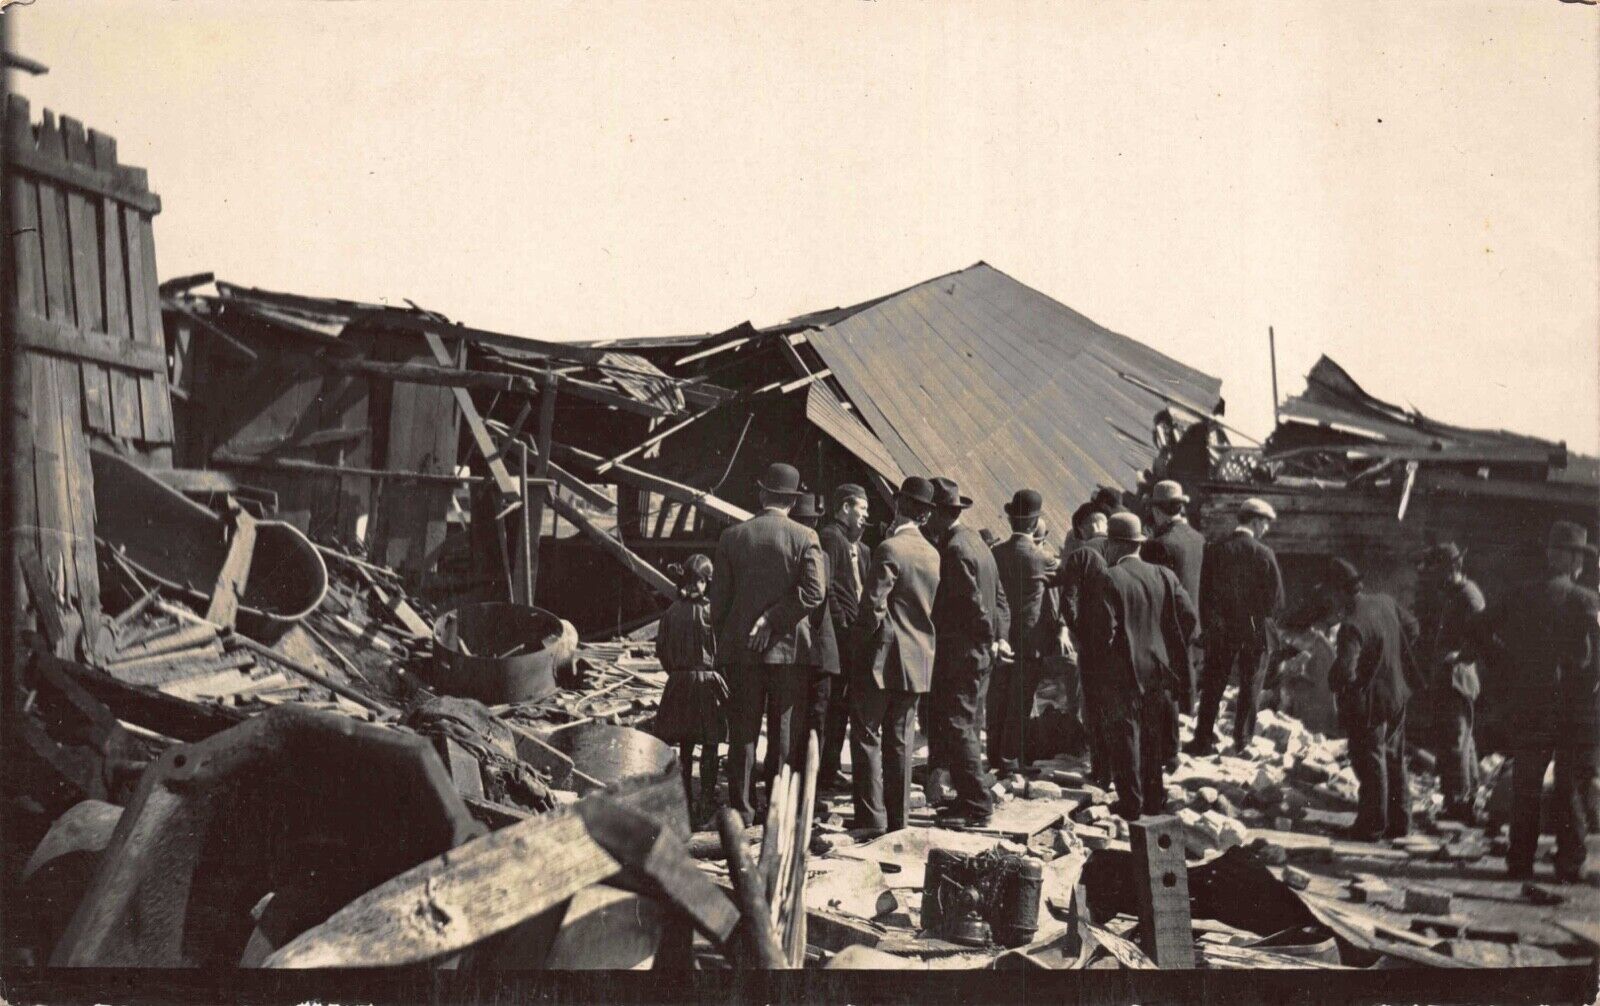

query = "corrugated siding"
[[805, 383, 905, 484], [806, 263, 1221, 528]]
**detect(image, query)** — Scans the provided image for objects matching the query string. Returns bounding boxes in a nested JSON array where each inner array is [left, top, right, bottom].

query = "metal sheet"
[[804, 383, 905, 485]]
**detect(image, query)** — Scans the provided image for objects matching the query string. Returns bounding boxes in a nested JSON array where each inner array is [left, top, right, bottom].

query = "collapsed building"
[[6, 93, 1600, 983]]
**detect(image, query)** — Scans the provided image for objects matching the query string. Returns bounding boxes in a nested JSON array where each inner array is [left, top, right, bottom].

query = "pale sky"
[[14, 2, 1600, 453]]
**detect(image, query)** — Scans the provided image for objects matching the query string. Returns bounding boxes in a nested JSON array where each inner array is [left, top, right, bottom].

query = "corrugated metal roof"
[[802, 262, 1222, 528], [805, 383, 905, 485]]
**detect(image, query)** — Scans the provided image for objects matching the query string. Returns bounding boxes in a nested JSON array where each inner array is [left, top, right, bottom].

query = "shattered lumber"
[[543, 490, 676, 599], [424, 330, 519, 498], [718, 809, 787, 968], [556, 442, 752, 525]]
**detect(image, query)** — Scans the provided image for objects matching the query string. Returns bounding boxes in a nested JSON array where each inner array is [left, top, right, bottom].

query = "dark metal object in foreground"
[[51, 705, 482, 966], [430, 601, 576, 705], [920, 846, 1042, 949]]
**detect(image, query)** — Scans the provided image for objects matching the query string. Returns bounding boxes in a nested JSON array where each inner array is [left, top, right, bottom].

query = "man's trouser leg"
[[851, 679, 889, 831], [1346, 715, 1387, 838], [937, 652, 993, 819], [1439, 690, 1478, 815], [1508, 743, 1554, 876], [1383, 714, 1409, 837], [764, 664, 805, 775], [726, 664, 768, 820], [1142, 691, 1177, 814], [818, 631, 854, 785], [1553, 744, 1599, 878], [987, 661, 1016, 774], [1231, 637, 1268, 749], [881, 690, 919, 832], [1193, 634, 1238, 748], [1105, 693, 1144, 820]]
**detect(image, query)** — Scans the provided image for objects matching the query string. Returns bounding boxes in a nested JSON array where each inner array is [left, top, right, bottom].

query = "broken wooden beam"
[[210, 451, 546, 488], [423, 330, 520, 499], [555, 443, 752, 525], [205, 510, 257, 630], [543, 491, 676, 599]]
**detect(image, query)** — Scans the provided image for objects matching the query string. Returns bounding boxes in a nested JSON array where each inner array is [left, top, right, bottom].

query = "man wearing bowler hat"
[[1320, 558, 1421, 840], [1080, 513, 1198, 819], [1190, 497, 1285, 755], [1142, 479, 1206, 764], [1473, 521, 1600, 882], [816, 484, 872, 790], [852, 476, 942, 834], [989, 489, 1063, 777], [1060, 503, 1113, 783], [1413, 542, 1485, 824], [710, 462, 828, 821], [925, 477, 1009, 826]]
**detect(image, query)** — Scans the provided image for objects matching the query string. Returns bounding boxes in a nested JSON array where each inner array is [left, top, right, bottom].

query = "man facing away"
[[989, 489, 1064, 777], [1473, 521, 1600, 883], [709, 462, 827, 822], [1413, 542, 1485, 824], [1142, 479, 1206, 766], [926, 477, 1010, 827], [773, 492, 839, 799], [1059, 503, 1111, 783], [1079, 513, 1198, 820], [1189, 497, 1284, 755], [851, 476, 942, 835], [1323, 558, 1420, 840], [814, 483, 871, 790]]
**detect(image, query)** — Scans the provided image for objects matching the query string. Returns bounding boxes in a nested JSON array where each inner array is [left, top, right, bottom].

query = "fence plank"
[[61, 118, 114, 434], [134, 205, 173, 444]]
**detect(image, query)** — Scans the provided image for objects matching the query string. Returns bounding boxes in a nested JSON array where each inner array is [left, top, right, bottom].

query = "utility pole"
[[1268, 326, 1281, 429]]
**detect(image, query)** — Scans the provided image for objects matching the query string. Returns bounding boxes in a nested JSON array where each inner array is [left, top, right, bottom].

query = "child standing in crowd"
[[653, 554, 727, 823]]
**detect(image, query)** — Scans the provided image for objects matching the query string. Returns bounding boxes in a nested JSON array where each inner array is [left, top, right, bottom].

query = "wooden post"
[[1268, 325, 1281, 429], [519, 449, 533, 606], [1128, 815, 1195, 968], [526, 371, 558, 604]]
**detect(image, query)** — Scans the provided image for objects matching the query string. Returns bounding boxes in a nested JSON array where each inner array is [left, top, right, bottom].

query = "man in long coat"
[[1473, 521, 1600, 883], [989, 489, 1060, 776], [1059, 503, 1111, 782], [1324, 558, 1420, 841], [1080, 513, 1197, 819], [815, 484, 871, 790], [710, 462, 827, 821], [851, 476, 942, 834], [926, 477, 1009, 826], [1413, 542, 1485, 824]]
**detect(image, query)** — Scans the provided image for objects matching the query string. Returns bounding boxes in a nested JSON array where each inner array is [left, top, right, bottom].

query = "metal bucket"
[[430, 602, 576, 705], [551, 724, 687, 837]]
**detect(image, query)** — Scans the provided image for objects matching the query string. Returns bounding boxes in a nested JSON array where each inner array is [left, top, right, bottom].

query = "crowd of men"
[[707, 460, 1599, 884]]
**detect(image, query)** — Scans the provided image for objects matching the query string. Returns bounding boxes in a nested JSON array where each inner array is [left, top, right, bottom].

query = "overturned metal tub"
[[430, 602, 577, 705], [89, 448, 327, 642]]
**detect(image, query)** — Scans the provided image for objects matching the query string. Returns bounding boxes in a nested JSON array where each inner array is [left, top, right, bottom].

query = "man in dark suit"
[[1141, 479, 1205, 764], [1472, 521, 1600, 882], [710, 462, 828, 821], [926, 477, 1009, 826], [1413, 542, 1485, 824], [852, 476, 941, 834], [1323, 559, 1420, 841], [1059, 503, 1111, 782], [989, 489, 1060, 777], [1080, 513, 1198, 820], [1189, 497, 1284, 755], [770, 493, 838, 794], [815, 483, 871, 789]]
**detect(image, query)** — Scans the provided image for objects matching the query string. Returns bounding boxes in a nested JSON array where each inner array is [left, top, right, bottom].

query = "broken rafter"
[[208, 451, 550, 489], [592, 408, 719, 476], [555, 443, 751, 525], [424, 331, 520, 499], [484, 419, 614, 511], [543, 491, 676, 599]]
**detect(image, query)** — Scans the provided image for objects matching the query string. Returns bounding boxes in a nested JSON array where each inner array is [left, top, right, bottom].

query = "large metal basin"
[[430, 602, 576, 705]]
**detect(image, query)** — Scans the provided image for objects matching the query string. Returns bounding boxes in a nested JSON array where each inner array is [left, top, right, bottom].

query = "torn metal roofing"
[[804, 383, 906, 486], [792, 262, 1223, 527]]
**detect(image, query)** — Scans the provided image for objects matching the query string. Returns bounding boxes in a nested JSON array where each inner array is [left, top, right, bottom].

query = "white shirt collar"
[[1233, 525, 1255, 539]]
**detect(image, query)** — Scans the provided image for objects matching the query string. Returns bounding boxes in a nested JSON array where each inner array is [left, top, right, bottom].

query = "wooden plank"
[[12, 313, 166, 372], [6, 140, 161, 214], [205, 511, 257, 629], [264, 806, 623, 967], [89, 128, 150, 445], [8, 104, 47, 596], [1128, 816, 1195, 969], [525, 376, 558, 601], [60, 118, 113, 433], [422, 331, 517, 498], [545, 491, 676, 599], [133, 205, 175, 443], [555, 443, 750, 524]]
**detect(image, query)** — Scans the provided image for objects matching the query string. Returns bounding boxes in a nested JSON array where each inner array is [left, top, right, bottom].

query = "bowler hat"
[[791, 493, 823, 522], [895, 476, 936, 507], [1239, 498, 1277, 521], [1547, 521, 1598, 557], [757, 462, 804, 496], [931, 477, 973, 510], [831, 483, 868, 512], [1004, 489, 1043, 519], [1417, 542, 1463, 568], [1106, 512, 1145, 542], [1325, 558, 1363, 592], [1150, 480, 1189, 505]]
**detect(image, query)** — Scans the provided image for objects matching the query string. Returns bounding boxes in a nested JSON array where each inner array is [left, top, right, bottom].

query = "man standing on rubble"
[[1472, 521, 1599, 883], [1414, 543, 1485, 824], [1080, 513, 1197, 819], [710, 462, 827, 822], [851, 476, 941, 835], [1142, 480, 1206, 765], [926, 477, 1009, 826], [815, 484, 871, 791], [1324, 558, 1420, 841], [990, 489, 1063, 778], [1059, 503, 1112, 783], [1188, 498, 1284, 755]]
